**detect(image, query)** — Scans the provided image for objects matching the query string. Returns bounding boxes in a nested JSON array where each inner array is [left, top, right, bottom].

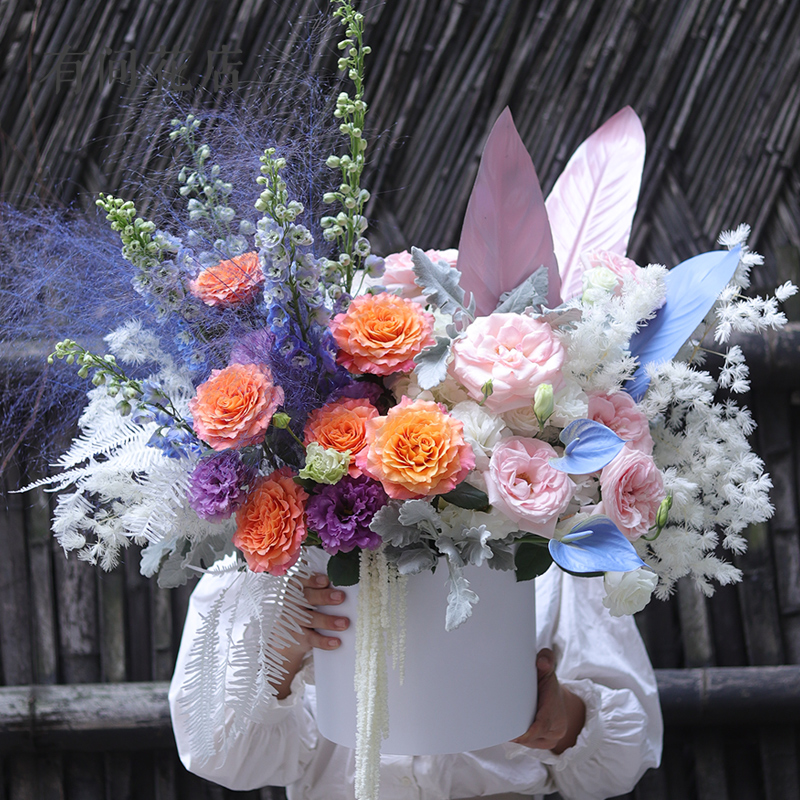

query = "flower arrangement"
[[23, 1, 796, 797]]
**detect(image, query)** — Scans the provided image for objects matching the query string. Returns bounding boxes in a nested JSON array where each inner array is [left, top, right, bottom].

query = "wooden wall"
[[2, 0, 800, 798]]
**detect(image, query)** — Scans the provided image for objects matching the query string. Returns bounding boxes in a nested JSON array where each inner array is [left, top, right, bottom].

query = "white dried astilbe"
[[24, 321, 227, 580], [628, 228, 793, 598], [638, 354, 773, 599], [563, 264, 668, 394]]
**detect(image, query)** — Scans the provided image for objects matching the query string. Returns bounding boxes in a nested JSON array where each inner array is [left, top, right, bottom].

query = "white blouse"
[[170, 565, 662, 800]]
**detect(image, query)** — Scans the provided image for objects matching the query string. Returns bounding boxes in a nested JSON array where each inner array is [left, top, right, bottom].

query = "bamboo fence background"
[[1, 0, 800, 798]]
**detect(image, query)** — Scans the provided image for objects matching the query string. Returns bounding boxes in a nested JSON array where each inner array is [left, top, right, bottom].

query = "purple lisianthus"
[[187, 451, 258, 522], [306, 475, 388, 554]]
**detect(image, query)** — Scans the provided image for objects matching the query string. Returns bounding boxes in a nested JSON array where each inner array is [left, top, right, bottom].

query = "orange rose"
[[330, 293, 434, 376], [189, 251, 264, 307], [303, 398, 379, 477], [355, 397, 475, 499], [189, 363, 284, 450], [233, 467, 308, 575]]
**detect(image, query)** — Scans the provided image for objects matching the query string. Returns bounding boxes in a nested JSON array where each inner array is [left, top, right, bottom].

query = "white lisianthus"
[[431, 375, 471, 408], [581, 266, 619, 304], [550, 383, 589, 427], [385, 372, 432, 403], [602, 568, 658, 616], [438, 502, 518, 540], [450, 401, 510, 470], [501, 404, 539, 436], [298, 442, 350, 484]]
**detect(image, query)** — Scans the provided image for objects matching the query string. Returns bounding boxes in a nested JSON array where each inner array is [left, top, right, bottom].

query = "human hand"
[[511, 648, 586, 754], [272, 572, 349, 699]]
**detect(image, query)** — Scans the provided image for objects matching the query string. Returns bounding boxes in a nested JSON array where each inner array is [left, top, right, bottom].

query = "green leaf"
[[327, 548, 361, 586], [561, 568, 604, 578], [515, 542, 553, 582], [437, 482, 490, 511]]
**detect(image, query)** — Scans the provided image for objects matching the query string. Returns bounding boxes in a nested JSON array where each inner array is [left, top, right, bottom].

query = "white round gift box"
[[307, 547, 538, 756]]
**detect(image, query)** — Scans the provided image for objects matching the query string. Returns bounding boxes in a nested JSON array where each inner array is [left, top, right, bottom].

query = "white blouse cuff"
[[265, 654, 315, 717], [523, 678, 603, 771]]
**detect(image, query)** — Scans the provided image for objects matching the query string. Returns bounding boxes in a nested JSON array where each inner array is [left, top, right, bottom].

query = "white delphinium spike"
[[563, 263, 667, 394]]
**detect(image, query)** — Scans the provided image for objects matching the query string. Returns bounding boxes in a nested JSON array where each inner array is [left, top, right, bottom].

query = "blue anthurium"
[[550, 419, 626, 474], [625, 245, 742, 400], [548, 516, 646, 574]]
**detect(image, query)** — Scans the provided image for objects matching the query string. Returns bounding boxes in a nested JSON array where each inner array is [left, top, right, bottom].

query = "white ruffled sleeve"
[[528, 567, 663, 799], [168, 568, 319, 792]]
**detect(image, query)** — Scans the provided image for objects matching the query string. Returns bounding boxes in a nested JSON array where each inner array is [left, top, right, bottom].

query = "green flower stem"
[[49, 339, 193, 435], [513, 535, 552, 547], [329, 0, 371, 292]]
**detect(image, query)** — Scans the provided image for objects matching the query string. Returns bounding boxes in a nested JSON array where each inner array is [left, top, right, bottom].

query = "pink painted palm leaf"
[[545, 107, 646, 302], [457, 108, 560, 314]]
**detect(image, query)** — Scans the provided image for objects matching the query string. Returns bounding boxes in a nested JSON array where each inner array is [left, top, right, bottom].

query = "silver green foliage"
[[493, 266, 549, 313], [410, 247, 475, 326], [413, 336, 452, 391]]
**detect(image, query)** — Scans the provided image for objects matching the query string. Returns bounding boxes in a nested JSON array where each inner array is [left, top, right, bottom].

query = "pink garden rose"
[[450, 313, 565, 414], [587, 391, 653, 454], [598, 448, 665, 541], [485, 437, 575, 537], [382, 249, 458, 303]]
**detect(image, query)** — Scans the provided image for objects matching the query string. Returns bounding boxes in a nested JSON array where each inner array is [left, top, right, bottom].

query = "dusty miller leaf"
[[414, 336, 452, 390], [411, 247, 475, 323], [391, 544, 438, 575], [437, 536, 478, 631], [494, 267, 549, 314], [397, 499, 442, 536], [370, 503, 424, 547]]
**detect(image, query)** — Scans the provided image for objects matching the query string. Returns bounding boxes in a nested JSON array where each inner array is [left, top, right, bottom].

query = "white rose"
[[450, 401, 510, 470], [432, 307, 454, 338], [602, 568, 658, 616]]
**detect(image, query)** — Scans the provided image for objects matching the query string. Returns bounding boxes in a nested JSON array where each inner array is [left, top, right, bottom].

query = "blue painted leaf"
[[550, 419, 626, 474], [548, 516, 646, 574], [625, 246, 742, 400]]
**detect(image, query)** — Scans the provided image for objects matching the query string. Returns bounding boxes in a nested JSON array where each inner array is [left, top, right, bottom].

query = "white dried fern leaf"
[[179, 583, 232, 765], [227, 562, 311, 739]]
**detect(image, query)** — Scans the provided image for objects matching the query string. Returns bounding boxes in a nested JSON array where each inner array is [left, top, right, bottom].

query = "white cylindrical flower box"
[[309, 549, 538, 756]]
